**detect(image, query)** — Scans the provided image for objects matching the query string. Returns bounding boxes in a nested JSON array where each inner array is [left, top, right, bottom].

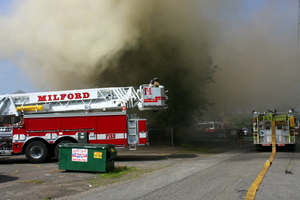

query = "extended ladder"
[[0, 84, 168, 116]]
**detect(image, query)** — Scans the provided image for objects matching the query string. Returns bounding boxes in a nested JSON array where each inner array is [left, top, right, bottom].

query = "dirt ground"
[[0, 137, 246, 200]]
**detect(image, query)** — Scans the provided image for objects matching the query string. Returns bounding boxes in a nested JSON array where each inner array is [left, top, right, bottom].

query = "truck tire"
[[54, 140, 73, 160], [25, 141, 48, 163]]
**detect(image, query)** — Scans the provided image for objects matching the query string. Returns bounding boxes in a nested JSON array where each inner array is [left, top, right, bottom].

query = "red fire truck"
[[0, 84, 168, 163], [197, 121, 223, 133]]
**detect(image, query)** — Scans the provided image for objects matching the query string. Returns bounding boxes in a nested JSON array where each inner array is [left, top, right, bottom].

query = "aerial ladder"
[[0, 84, 167, 116]]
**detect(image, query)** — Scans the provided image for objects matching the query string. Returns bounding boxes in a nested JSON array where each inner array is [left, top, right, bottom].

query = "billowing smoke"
[[0, 0, 157, 90], [0, 0, 214, 88], [205, 1, 300, 117], [0, 0, 299, 120]]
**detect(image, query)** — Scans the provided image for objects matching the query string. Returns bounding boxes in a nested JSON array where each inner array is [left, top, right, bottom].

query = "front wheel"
[[25, 141, 48, 163]]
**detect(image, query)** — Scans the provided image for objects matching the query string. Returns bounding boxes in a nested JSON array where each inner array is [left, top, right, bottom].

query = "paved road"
[[2, 137, 299, 200], [63, 141, 300, 200], [63, 143, 258, 200], [256, 147, 300, 200], [1, 137, 241, 200]]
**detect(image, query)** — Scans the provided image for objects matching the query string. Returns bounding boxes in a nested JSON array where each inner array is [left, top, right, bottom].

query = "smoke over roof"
[[0, 0, 299, 116]]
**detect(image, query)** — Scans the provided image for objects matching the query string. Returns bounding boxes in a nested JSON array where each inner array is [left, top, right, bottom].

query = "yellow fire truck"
[[252, 109, 299, 151]]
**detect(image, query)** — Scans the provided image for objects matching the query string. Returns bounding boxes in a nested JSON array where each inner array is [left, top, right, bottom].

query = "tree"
[[227, 113, 252, 130]]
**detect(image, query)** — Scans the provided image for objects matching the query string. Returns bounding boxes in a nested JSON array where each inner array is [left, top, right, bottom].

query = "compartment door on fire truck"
[[95, 114, 127, 147], [138, 119, 147, 145]]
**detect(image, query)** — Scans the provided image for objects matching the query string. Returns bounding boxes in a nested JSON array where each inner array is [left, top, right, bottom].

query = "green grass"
[[18, 180, 44, 184], [88, 166, 153, 187], [100, 166, 136, 178]]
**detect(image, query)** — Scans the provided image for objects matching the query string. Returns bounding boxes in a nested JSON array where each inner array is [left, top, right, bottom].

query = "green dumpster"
[[58, 143, 117, 172]]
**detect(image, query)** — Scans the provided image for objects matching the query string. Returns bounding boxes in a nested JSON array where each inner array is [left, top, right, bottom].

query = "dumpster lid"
[[59, 143, 115, 149]]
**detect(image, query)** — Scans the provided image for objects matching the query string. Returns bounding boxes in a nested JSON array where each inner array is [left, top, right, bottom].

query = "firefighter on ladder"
[[149, 77, 160, 87], [236, 127, 244, 147]]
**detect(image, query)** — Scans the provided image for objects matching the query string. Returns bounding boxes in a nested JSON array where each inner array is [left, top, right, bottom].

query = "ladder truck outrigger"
[[0, 83, 168, 163], [252, 109, 299, 151]]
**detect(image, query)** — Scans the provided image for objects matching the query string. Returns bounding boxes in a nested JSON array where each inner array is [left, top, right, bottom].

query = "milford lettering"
[[37, 92, 90, 102], [53, 95, 59, 100], [38, 96, 47, 101]]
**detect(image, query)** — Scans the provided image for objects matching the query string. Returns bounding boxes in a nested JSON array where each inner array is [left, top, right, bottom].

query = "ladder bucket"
[[138, 85, 168, 111]]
